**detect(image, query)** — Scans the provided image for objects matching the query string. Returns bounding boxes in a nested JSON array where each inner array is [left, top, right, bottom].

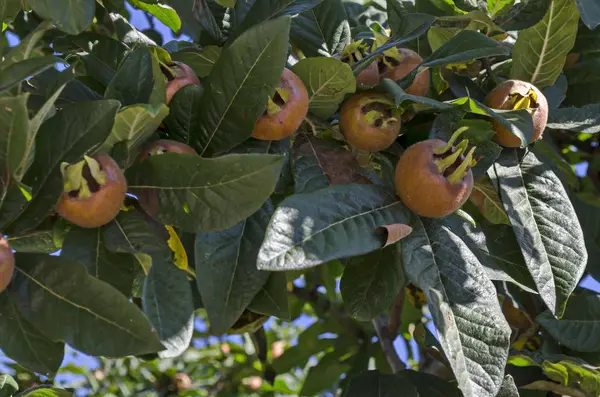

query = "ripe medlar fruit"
[[56, 154, 127, 228], [395, 128, 477, 218], [379, 48, 430, 97], [335, 40, 380, 87], [251, 68, 309, 141], [0, 238, 15, 293], [164, 62, 200, 105], [339, 91, 401, 152], [173, 373, 192, 391], [484, 79, 548, 148]]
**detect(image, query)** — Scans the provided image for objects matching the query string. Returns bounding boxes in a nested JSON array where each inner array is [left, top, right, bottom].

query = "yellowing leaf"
[[166, 225, 188, 270]]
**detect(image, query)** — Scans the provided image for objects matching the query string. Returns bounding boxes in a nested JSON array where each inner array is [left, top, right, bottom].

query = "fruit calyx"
[[378, 48, 406, 74], [506, 88, 539, 112], [359, 96, 398, 129], [61, 156, 108, 200], [432, 127, 479, 185], [340, 40, 371, 65], [266, 87, 291, 116]]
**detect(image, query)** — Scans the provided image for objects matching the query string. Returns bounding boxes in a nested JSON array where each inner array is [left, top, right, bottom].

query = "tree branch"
[[373, 314, 405, 373]]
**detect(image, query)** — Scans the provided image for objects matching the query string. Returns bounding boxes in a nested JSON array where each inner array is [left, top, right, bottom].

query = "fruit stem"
[[433, 126, 469, 155], [434, 139, 468, 174], [447, 146, 477, 184]]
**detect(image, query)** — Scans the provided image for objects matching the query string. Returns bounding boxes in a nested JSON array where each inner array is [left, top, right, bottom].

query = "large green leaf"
[[235, 0, 324, 37], [422, 30, 511, 67], [191, 17, 290, 156], [0, 0, 20, 22], [105, 46, 165, 107], [573, 197, 600, 280], [564, 58, 600, 106], [401, 213, 511, 397], [340, 245, 404, 321], [300, 349, 351, 396], [7, 254, 164, 357], [291, 57, 356, 118], [126, 153, 284, 232], [247, 271, 290, 320], [61, 227, 135, 297], [387, 1, 437, 41], [496, 0, 550, 31], [0, 95, 29, 192], [195, 201, 272, 333], [541, 358, 600, 395], [0, 57, 62, 93], [16, 386, 72, 397], [171, 46, 221, 78], [511, 0, 579, 88], [0, 294, 65, 375], [547, 104, 600, 134], [143, 250, 194, 358], [577, 0, 600, 30], [493, 150, 587, 317], [0, 374, 18, 397], [4, 100, 120, 234], [289, 0, 351, 57], [257, 184, 411, 271], [497, 375, 519, 397], [28, 0, 94, 34], [162, 84, 203, 144], [7, 229, 57, 254], [345, 370, 418, 397], [538, 294, 600, 352], [129, 0, 182, 33]]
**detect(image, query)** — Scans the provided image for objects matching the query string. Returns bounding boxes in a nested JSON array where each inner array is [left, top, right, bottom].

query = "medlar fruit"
[[251, 68, 309, 141], [378, 48, 430, 97], [339, 91, 401, 152], [484, 79, 548, 148], [395, 127, 477, 218], [56, 154, 127, 228], [164, 62, 200, 105], [0, 238, 15, 293], [335, 40, 380, 87], [173, 373, 192, 391]]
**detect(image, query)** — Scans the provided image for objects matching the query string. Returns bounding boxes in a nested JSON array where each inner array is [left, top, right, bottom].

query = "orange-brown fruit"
[[379, 48, 430, 97], [251, 68, 309, 141], [164, 62, 200, 104], [244, 376, 263, 391], [335, 40, 380, 86], [484, 80, 548, 148], [0, 238, 15, 293], [136, 140, 198, 217], [395, 129, 477, 218], [339, 91, 401, 152], [173, 373, 191, 391], [271, 341, 285, 359], [57, 154, 127, 228]]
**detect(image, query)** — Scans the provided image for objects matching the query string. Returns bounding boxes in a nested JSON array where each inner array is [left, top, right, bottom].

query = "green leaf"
[[3, 21, 53, 65], [195, 201, 272, 334], [257, 184, 410, 271], [61, 227, 135, 297], [401, 214, 511, 397], [472, 178, 511, 225], [105, 46, 164, 107], [496, 0, 550, 31], [14, 386, 72, 396], [28, 0, 94, 34], [577, 0, 600, 30], [422, 30, 511, 67], [142, 251, 194, 358], [403, 370, 464, 395], [171, 46, 222, 78], [0, 294, 64, 375], [4, 100, 120, 234], [162, 84, 203, 144], [248, 272, 290, 320], [0, 57, 63, 93], [7, 253, 164, 356], [0, 95, 29, 190], [573, 197, 600, 280], [289, 0, 351, 57], [541, 359, 600, 395], [126, 152, 284, 232], [0, 374, 18, 397], [493, 150, 587, 317], [8, 229, 57, 254], [129, 0, 182, 33], [538, 294, 600, 352], [488, 0, 514, 17], [510, 0, 579, 88], [272, 337, 331, 373], [497, 375, 519, 397], [345, 370, 418, 397], [191, 16, 290, 156], [235, 0, 324, 37], [103, 104, 170, 166], [299, 349, 351, 396], [0, 0, 20, 22], [564, 58, 600, 106], [547, 104, 600, 134], [291, 57, 356, 118], [340, 245, 405, 321], [387, 7, 437, 42]]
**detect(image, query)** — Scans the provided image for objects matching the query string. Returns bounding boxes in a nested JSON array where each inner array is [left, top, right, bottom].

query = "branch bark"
[[373, 314, 405, 373]]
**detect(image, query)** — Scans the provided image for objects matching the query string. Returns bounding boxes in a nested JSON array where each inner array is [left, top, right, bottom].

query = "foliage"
[[1, 0, 600, 396]]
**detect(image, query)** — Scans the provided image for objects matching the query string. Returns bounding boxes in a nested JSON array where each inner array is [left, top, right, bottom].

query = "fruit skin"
[[0, 238, 15, 293], [57, 154, 127, 228], [355, 62, 380, 86], [173, 373, 191, 391], [484, 79, 548, 148], [395, 139, 473, 218], [339, 91, 401, 152], [165, 62, 200, 105], [251, 68, 309, 141], [380, 48, 430, 97]]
